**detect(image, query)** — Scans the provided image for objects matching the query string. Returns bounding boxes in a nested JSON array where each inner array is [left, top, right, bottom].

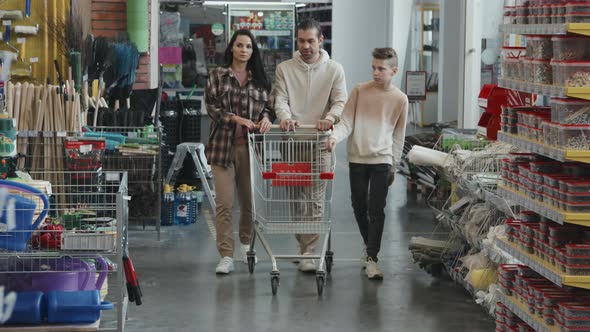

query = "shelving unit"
[[500, 23, 590, 36], [497, 292, 558, 332], [498, 132, 590, 163], [495, 12, 590, 332], [297, 3, 332, 54], [411, 4, 440, 127], [498, 185, 590, 226], [498, 78, 590, 101], [496, 237, 590, 289]]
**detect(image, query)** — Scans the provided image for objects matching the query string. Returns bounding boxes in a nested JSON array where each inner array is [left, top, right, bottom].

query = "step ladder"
[[164, 143, 217, 237]]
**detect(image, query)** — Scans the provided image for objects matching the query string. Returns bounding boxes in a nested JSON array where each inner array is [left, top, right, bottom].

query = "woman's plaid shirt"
[[205, 66, 274, 168]]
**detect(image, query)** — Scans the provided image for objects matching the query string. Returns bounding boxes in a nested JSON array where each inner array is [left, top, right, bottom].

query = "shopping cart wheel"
[[247, 256, 256, 274], [325, 251, 334, 274], [316, 273, 325, 296], [270, 275, 280, 295]]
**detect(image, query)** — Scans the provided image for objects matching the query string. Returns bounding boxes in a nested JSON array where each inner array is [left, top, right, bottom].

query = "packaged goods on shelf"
[[551, 98, 590, 124], [527, 36, 553, 60], [552, 36, 590, 61], [566, 11, 590, 23]]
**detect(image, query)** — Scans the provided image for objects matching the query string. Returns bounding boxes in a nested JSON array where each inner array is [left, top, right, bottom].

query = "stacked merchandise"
[[496, 302, 536, 332], [498, 263, 590, 330], [398, 132, 439, 189], [494, 2, 590, 331], [501, 154, 590, 212]]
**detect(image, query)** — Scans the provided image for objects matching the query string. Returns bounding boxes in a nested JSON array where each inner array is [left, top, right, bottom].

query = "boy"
[[326, 48, 408, 279]]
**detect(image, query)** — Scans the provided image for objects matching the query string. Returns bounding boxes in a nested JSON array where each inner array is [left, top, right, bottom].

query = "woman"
[[205, 30, 274, 274]]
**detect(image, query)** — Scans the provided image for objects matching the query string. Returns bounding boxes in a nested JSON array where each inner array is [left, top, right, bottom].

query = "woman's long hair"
[[223, 29, 271, 92]]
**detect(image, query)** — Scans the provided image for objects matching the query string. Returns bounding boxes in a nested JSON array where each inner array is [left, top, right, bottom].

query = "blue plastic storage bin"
[[5, 291, 45, 325], [47, 290, 113, 324]]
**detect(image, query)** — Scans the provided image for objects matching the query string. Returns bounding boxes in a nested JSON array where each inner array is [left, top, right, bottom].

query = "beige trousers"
[[211, 145, 253, 258]]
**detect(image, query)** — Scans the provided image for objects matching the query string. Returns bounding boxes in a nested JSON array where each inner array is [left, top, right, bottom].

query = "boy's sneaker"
[[298, 253, 317, 272], [215, 257, 235, 274], [365, 258, 383, 280], [240, 244, 258, 264]]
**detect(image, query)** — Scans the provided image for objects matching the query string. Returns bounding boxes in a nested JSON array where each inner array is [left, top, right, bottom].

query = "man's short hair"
[[297, 19, 323, 38], [372, 48, 398, 68]]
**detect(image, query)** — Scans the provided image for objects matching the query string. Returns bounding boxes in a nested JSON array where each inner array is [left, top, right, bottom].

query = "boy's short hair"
[[297, 19, 323, 38], [372, 48, 398, 68]]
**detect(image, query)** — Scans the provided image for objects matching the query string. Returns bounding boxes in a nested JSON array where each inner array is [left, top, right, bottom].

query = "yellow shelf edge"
[[500, 294, 560, 332], [566, 87, 590, 101], [567, 23, 590, 36], [498, 185, 590, 225], [498, 237, 590, 287]]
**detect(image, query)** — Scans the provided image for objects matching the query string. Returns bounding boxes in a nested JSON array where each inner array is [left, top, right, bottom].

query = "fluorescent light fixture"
[[204, 1, 296, 6]]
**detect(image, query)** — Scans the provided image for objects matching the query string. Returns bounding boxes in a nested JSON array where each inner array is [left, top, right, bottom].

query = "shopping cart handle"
[[269, 124, 333, 131]]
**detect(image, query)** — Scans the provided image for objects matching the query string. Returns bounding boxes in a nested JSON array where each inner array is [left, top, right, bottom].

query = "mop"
[[14, 1, 39, 36]]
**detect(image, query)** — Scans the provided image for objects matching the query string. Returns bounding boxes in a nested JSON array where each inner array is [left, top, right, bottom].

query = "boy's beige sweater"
[[331, 81, 408, 165]]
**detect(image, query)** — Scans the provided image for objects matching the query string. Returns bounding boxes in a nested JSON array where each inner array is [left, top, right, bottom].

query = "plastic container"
[[532, 59, 553, 84], [503, 58, 520, 79], [551, 98, 590, 124], [555, 60, 590, 87], [566, 252, 590, 265], [0, 181, 49, 251], [563, 200, 590, 212], [566, 263, 590, 275], [46, 290, 113, 324], [523, 58, 535, 82], [553, 14, 567, 23], [567, 244, 590, 256], [527, 36, 553, 60], [567, 191, 590, 203], [5, 291, 45, 325], [566, 3, 590, 14], [529, 170, 546, 183], [559, 303, 590, 319], [558, 124, 590, 150], [552, 36, 590, 61], [564, 163, 590, 177], [566, 12, 590, 23]]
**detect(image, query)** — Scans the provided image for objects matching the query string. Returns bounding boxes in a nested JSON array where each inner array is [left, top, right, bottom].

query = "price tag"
[[56, 131, 67, 137], [147, 133, 157, 139], [29, 57, 38, 63], [2, 21, 12, 26], [16, 38, 25, 44], [127, 132, 138, 138], [162, 65, 177, 73], [80, 144, 92, 154]]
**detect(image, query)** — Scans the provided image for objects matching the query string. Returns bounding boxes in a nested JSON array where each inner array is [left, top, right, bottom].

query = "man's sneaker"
[[215, 257, 235, 274], [298, 253, 317, 272], [361, 247, 368, 269], [240, 244, 258, 264], [365, 258, 383, 280]]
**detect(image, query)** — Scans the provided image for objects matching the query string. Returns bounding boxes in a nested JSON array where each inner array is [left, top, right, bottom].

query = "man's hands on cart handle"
[[316, 119, 333, 131], [280, 119, 300, 131]]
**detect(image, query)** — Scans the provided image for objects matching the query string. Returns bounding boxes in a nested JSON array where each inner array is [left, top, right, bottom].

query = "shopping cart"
[[247, 125, 335, 295]]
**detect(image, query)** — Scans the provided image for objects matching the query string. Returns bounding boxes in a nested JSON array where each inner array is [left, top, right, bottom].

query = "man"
[[327, 48, 408, 279], [273, 19, 347, 272]]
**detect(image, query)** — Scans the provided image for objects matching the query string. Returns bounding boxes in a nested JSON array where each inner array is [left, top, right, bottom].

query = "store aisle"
[[125, 142, 494, 332]]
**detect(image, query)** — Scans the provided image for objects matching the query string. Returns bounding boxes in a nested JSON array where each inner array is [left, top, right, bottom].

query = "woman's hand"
[[258, 117, 272, 133], [232, 115, 256, 130]]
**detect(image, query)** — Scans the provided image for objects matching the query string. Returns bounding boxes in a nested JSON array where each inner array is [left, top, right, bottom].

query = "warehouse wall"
[[332, 0, 392, 92], [91, 0, 157, 90]]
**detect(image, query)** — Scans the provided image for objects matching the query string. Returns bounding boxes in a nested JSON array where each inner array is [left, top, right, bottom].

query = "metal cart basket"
[[246, 126, 335, 295]]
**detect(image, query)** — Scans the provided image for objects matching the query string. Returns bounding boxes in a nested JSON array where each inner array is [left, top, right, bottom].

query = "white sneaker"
[[298, 253, 317, 272], [361, 247, 368, 269], [240, 244, 258, 264], [215, 257, 235, 274], [365, 258, 383, 280]]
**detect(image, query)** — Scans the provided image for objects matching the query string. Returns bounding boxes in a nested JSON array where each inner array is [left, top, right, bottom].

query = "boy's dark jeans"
[[349, 163, 392, 262]]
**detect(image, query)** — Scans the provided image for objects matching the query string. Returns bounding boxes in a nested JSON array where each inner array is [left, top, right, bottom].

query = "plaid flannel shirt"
[[205, 66, 275, 168]]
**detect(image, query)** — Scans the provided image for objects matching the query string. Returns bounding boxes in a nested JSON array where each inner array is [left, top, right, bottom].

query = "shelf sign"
[[405, 71, 427, 101]]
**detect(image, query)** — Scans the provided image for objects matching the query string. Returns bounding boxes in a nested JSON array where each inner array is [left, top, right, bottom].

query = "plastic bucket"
[[47, 290, 113, 324]]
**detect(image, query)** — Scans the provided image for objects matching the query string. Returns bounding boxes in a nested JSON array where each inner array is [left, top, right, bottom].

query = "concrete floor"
[[124, 134, 495, 332]]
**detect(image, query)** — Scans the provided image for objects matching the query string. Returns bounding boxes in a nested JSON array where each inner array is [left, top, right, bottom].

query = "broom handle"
[[25, 0, 31, 18]]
